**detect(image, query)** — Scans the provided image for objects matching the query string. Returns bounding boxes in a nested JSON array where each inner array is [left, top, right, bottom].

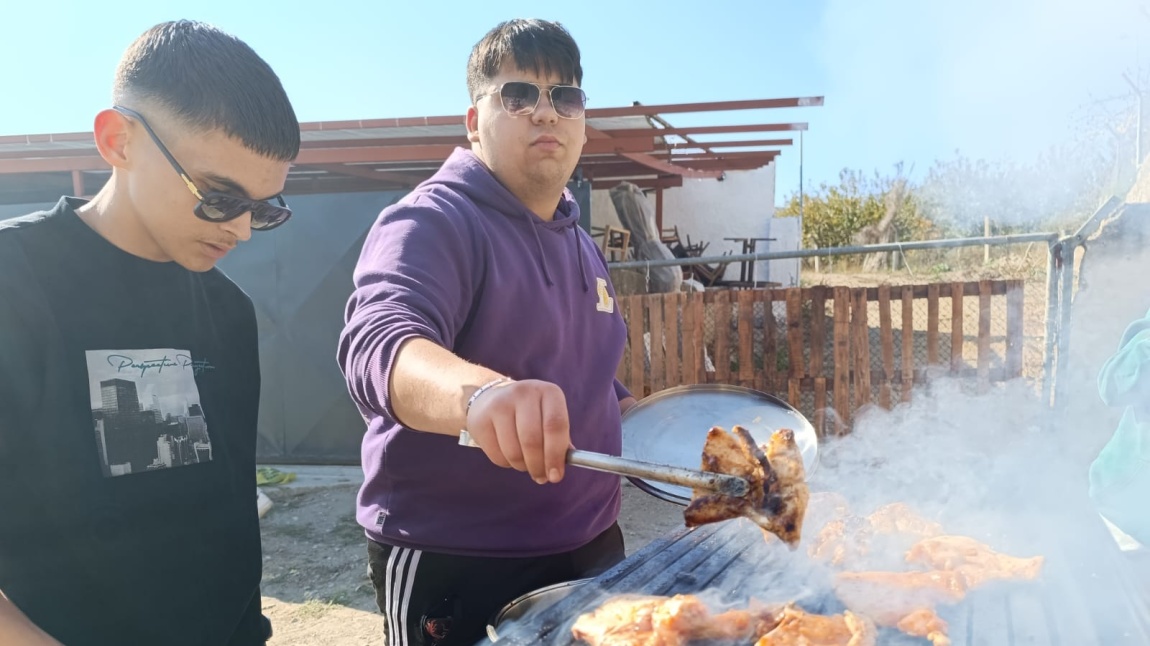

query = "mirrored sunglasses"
[[494, 82, 587, 119]]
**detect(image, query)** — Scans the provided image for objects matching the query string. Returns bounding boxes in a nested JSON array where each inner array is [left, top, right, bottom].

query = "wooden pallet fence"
[[616, 280, 1026, 436]]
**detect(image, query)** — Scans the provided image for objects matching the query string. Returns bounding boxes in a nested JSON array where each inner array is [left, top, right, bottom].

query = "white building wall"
[[589, 164, 802, 286], [763, 216, 802, 288]]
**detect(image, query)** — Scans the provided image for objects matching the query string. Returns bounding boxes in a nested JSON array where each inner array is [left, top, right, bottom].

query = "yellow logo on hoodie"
[[595, 277, 614, 313]]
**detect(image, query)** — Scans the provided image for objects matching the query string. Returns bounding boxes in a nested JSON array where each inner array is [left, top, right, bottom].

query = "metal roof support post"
[[1042, 239, 1061, 408], [799, 130, 804, 224], [1051, 238, 1077, 414], [1047, 197, 1123, 413], [655, 187, 664, 234]]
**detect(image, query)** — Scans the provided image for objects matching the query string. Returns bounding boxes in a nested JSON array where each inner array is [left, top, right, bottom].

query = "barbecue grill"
[[482, 507, 1150, 646], [482, 382, 1150, 645]]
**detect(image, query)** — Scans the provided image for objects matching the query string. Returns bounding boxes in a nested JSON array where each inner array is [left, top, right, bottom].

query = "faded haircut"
[[466, 19, 584, 102], [112, 20, 300, 162]]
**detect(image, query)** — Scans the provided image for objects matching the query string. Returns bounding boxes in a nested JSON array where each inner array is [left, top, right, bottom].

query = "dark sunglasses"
[[482, 82, 587, 119], [111, 105, 292, 231]]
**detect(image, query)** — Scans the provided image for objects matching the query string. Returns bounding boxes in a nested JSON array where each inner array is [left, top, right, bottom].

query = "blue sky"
[[2, 0, 1145, 201]]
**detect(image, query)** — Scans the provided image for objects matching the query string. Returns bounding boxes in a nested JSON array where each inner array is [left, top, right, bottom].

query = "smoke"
[[806, 373, 1121, 555]]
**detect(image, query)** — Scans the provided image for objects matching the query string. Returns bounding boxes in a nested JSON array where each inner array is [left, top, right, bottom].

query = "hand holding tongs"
[[457, 430, 749, 497]]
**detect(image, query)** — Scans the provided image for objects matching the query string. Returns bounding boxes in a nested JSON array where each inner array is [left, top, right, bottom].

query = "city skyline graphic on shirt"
[[85, 349, 213, 478]]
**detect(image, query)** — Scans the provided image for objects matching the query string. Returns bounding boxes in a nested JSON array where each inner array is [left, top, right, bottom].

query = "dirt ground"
[[258, 474, 683, 646]]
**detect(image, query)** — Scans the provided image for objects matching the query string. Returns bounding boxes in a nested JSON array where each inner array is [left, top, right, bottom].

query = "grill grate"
[[485, 515, 1150, 646]]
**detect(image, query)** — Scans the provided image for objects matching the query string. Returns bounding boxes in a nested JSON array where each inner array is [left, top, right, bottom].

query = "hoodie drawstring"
[[528, 221, 555, 287], [520, 198, 590, 292], [573, 229, 590, 292]]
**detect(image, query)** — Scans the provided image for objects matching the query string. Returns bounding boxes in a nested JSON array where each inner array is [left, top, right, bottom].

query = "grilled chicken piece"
[[905, 535, 1045, 587], [761, 428, 810, 547], [648, 595, 783, 642], [834, 534, 1041, 646], [570, 594, 783, 646], [683, 426, 765, 525], [834, 571, 964, 645], [808, 515, 874, 567], [698, 600, 786, 642], [896, 608, 951, 646], [570, 595, 698, 646], [833, 570, 967, 625], [867, 503, 944, 538], [683, 426, 809, 549], [754, 603, 877, 646], [808, 502, 939, 569]]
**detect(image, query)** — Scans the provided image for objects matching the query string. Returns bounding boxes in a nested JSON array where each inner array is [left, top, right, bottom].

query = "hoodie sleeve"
[[1097, 308, 1150, 409], [338, 200, 480, 421]]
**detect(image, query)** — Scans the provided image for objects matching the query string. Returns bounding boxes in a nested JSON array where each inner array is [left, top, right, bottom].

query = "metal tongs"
[[458, 430, 749, 497]]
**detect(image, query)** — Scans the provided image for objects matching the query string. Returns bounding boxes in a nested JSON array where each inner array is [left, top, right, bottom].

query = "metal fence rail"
[[606, 232, 1059, 270]]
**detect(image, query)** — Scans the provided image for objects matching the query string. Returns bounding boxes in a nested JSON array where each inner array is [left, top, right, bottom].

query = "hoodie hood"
[[418, 148, 590, 290]]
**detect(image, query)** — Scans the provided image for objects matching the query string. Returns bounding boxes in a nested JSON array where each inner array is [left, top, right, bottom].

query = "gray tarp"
[[608, 182, 682, 293], [217, 190, 405, 462]]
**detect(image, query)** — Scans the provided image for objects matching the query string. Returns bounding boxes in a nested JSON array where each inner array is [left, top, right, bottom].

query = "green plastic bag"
[[1089, 307, 1150, 546], [256, 466, 297, 486]]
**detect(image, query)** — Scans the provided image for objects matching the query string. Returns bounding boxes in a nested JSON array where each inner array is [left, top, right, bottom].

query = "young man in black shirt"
[[0, 20, 299, 645]]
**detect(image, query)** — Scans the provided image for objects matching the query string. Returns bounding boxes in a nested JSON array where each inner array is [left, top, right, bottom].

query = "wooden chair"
[[682, 235, 709, 258], [600, 225, 631, 261], [692, 251, 734, 287]]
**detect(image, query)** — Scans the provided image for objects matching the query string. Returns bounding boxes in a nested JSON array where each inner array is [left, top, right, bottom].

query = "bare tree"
[[852, 175, 911, 271]]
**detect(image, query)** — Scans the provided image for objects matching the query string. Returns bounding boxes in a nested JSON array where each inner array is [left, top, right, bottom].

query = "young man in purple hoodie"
[[338, 18, 636, 646]]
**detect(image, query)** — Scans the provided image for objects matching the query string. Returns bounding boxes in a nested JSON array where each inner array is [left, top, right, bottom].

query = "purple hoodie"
[[339, 148, 631, 557]]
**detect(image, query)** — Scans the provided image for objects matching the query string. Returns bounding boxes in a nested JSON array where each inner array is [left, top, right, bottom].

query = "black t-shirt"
[[0, 198, 267, 645]]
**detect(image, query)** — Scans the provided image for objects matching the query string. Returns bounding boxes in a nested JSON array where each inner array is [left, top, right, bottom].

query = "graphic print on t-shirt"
[[85, 349, 214, 478]]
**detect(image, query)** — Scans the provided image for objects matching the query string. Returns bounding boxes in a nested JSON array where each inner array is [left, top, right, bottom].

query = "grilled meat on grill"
[[570, 595, 876, 646], [807, 502, 942, 569], [895, 608, 951, 646], [834, 569, 968, 617], [832, 569, 966, 645], [754, 603, 877, 646], [569, 594, 700, 646], [905, 535, 1045, 587], [830, 529, 1047, 644], [683, 426, 809, 549], [569, 594, 784, 645], [867, 502, 944, 538], [571, 510, 1048, 646], [808, 515, 875, 567]]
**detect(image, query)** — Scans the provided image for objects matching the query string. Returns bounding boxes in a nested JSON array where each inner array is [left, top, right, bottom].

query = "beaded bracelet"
[[466, 376, 511, 415]]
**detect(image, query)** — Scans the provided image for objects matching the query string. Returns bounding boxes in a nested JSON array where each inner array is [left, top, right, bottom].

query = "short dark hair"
[[466, 19, 583, 102], [113, 20, 300, 162]]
